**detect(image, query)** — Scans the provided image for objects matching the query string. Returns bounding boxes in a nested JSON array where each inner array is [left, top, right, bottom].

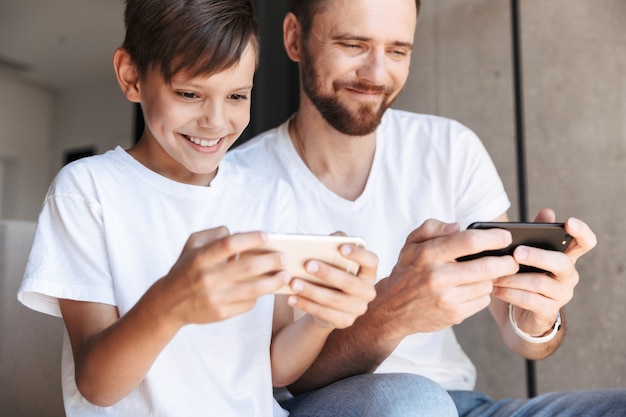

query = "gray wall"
[[396, 0, 625, 398]]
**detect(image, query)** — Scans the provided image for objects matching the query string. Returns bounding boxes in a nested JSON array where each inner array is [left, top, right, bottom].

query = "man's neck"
[[289, 108, 377, 201]]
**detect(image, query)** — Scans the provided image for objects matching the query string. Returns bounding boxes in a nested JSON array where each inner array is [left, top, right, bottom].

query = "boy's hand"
[[285, 243, 378, 329], [157, 227, 290, 326]]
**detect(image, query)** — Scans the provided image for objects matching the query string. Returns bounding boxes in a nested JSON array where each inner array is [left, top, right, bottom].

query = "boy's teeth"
[[188, 136, 220, 147]]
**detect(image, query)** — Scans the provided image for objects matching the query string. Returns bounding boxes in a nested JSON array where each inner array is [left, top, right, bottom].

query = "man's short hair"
[[290, 0, 421, 37]]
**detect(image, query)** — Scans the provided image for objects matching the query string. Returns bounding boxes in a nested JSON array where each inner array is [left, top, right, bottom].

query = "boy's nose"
[[198, 103, 225, 130]]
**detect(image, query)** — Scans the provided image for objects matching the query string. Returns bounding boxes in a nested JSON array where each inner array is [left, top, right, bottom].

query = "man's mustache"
[[333, 80, 394, 95]]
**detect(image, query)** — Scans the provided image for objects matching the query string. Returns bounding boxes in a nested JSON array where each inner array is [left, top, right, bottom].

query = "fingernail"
[[340, 245, 352, 255], [291, 280, 304, 293], [568, 217, 580, 232], [280, 253, 288, 266], [288, 295, 297, 306], [306, 261, 319, 273], [281, 271, 291, 283], [515, 246, 529, 260]]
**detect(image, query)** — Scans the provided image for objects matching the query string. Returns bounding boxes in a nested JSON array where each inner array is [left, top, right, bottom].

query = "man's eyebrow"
[[329, 33, 413, 49]]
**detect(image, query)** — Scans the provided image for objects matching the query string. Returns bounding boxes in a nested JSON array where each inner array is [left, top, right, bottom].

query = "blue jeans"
[[281, 373, 626, 417], [449, 389, 626, 417], [281, 373, 458, 417]]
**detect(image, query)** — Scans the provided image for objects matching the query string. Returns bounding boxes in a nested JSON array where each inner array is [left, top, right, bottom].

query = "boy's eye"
[[230, 93, 249, 101], [177, 91, 198, 99]]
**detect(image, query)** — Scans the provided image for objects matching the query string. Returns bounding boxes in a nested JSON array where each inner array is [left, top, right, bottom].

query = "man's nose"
[[356, 48, 388, 85]]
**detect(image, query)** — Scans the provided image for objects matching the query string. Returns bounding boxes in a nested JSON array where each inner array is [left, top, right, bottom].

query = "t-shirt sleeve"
[[451, 121, 511, 228], [18, 171, 116, 317]]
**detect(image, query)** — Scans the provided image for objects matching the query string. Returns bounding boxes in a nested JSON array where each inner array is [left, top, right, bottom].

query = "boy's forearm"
[[271, 314, 333, 387], [68, 280, 181, 406], [287, 306, 400, 395]]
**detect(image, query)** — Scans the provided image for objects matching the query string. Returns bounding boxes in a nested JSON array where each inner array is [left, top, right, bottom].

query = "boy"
[[17, 1, 377, 416]]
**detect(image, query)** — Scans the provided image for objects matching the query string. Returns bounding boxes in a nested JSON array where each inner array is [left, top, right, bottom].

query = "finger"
[[448, 254, 519, 285], [194, 230, 270, 265], [185, 226, 230, 250], [222, 249, 291, 286], [564, 217, 597, 261], [452, 228, 513, 262], [198, 271, 290, 306], [512, 246, 579, 286], [405, 219, 460, 246], [287, 285, 369, 329], [402, 225, 512, 268], [493, 272, 572, 305], [191, 287, 277, 323], [288, 294, 362, 329], [533, 208, 556, 223], [299, 257, 376, 302], [338, 244, 378, 283]]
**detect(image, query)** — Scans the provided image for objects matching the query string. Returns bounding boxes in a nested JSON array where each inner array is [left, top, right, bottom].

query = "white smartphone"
[[242, 233, 366, 294]]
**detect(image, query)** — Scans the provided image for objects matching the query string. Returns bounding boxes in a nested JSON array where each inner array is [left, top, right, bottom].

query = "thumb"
[[185, 226, 231, 250], [533, 208, 556, 223], [405, 219, 459, 245]]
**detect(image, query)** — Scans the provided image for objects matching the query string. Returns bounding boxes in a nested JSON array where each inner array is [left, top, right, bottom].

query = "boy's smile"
[[184, 135, 224, 148]]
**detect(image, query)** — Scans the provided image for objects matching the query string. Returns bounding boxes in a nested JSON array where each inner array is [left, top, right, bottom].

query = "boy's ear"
[[283, 12, 302, 63], [113, 47, 141, 103]]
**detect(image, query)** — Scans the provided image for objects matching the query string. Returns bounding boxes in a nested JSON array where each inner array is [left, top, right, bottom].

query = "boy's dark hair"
[[290, 0, 421, 37], [122, 0, 260, 83]]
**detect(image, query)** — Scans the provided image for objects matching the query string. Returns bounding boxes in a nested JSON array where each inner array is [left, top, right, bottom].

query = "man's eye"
[[230, 94, 249, 101], [390, 49, 408, 57]]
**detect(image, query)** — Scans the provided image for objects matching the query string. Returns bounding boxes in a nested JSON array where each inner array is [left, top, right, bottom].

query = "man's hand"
[[371, 218, 519, 341], [492, 208, 597, 339]]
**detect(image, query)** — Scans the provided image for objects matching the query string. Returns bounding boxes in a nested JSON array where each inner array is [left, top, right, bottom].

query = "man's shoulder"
[[226, 120, 290, 168], [382, 109, 475, 139], [383, 108, 461, 129]]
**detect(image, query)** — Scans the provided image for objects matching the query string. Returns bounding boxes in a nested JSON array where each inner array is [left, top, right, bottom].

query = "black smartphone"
[[456, 222, 573, 273]]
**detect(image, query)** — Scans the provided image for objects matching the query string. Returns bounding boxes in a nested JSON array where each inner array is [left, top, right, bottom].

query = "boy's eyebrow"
[[329, 33, 413, 50], [173, 81, 254, 91]]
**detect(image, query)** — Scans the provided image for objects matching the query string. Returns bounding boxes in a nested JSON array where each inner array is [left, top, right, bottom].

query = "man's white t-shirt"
[[19, 147, 294, 417], [226, 109, 511, 390]]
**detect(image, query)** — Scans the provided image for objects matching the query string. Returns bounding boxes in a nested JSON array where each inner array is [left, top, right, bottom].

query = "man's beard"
[[300, 48, 397, 136]]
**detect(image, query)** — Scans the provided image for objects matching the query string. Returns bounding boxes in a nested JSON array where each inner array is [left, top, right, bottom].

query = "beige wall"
[[0, 76, 53, 221], [0, 73, 132, 222], [396, 0, 625, 398], [51, 74, 133, 175]]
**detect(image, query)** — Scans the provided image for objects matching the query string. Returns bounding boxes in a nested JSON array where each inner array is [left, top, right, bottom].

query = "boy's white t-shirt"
[[226, 109, 511, 390], [19, 147, 294, 417]]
